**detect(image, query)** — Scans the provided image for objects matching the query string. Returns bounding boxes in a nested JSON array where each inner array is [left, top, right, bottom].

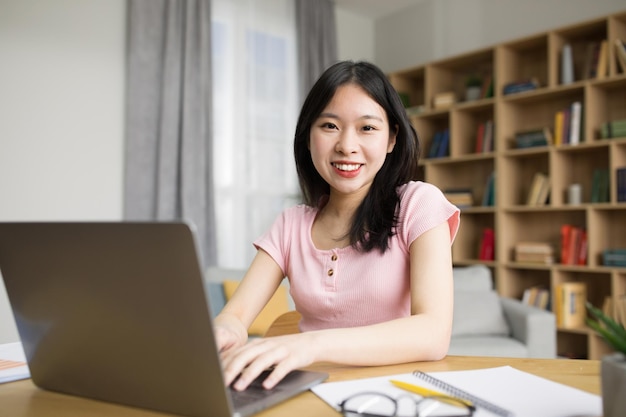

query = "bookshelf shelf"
[[389, 10, 626, 359]]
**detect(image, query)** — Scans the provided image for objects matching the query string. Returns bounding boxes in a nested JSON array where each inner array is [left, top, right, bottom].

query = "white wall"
[[0, 0, 125, 343], [335, 7, 375, 63], [0, 0, 125, 222]]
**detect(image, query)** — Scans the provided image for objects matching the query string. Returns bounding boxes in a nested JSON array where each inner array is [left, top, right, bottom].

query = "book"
[[602, 248, 626, 267], [514, 127, 552, 148], [480, 74, 494, 99], [474, 122, 485, 153], [427, 130, 443, 158], [555, 282, 587, 328], [436, 129, 450, 157], [561, 107, 571, 144], [618, 167, 626, 202], [554, 110, 564, 146], [444, 188, 473, 208], [433, 91, 457, 109], [568, 101, 582, 145], [559, 224, 587, 265], [479, 228, 495, 261], [600, 118, 626, 139], [522, 286, 550, 310], [526, 172, 549, 206], [312, 366, 601, 417], [616, 39, 626, 73], [514, 241, 554, 265], [481, 171, 495, 206], [482, 120, 494, 152], [596, 40, 609, 79], [502, 78, 540, 95], [561, 43, 574, 84], [591, 168, 610, 203]]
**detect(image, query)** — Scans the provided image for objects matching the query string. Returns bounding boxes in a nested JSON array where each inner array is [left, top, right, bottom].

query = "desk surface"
[[0, 355, 600, 417]]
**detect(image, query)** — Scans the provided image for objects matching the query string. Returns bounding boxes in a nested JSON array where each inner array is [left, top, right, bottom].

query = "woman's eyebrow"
[[318, 112, 384, 122]]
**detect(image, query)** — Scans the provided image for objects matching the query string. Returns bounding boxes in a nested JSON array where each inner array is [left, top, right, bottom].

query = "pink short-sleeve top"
[[253, 181, 460, 332]]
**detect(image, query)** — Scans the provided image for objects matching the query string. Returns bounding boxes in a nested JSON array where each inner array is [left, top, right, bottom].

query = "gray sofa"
[[205, 265, 556, 358], [449, 265, 556, 358]]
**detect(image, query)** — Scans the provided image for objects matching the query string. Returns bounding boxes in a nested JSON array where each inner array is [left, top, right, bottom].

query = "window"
[[211, 0, 299, 268]]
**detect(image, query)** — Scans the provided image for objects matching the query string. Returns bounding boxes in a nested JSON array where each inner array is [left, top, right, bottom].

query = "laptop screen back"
[[0, 222, 232, 417]]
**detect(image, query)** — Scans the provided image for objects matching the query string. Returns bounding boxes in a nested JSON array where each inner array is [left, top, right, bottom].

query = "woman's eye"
[[362, 125, 376, 132], [321, 122, 337, 130]]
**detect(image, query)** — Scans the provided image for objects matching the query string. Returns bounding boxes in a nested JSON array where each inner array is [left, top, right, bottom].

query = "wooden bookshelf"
[[389, 10, 626, 360]]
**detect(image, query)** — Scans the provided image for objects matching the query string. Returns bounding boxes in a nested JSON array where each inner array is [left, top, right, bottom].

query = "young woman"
[[214, 60, 460, 391]]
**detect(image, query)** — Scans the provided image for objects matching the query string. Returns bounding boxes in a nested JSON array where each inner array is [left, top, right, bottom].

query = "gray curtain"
[[124, 0, 216, 267], [295, 0, 338, 101]]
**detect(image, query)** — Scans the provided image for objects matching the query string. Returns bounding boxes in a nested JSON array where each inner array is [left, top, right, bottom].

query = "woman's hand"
[[220, 333, 317, 391], [214, 312, 249, 353]]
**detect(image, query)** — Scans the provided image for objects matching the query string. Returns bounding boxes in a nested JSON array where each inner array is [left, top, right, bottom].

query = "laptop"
[[0, 222, 328, 417]]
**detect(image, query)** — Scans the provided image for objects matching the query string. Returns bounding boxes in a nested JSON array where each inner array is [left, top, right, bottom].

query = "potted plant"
[[465, 75, 482, 101], [586, 301, 626, 417]]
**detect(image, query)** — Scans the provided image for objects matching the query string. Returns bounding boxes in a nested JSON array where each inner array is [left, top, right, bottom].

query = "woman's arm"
[[213, 249, 285, 353], [220, 222, 454, 390]]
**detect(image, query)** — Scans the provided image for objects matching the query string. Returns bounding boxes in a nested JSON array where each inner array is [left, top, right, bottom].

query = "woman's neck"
[[311, 191, 365, 250]]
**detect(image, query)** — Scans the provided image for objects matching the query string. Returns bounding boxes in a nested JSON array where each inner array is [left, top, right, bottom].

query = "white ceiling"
[[333, 0, 426, 19]]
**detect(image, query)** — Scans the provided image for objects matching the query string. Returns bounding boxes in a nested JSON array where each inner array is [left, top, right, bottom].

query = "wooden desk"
[[0, 356, 600, 417]]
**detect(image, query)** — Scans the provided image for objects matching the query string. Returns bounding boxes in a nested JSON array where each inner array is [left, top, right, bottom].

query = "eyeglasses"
[[339, 392, 475, 417]]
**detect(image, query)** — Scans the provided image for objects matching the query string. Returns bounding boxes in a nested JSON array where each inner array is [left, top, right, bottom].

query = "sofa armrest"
[[500, 297, 556, 358]]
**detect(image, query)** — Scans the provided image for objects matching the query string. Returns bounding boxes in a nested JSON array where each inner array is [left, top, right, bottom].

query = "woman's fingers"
[[222, 335, 311, 390]]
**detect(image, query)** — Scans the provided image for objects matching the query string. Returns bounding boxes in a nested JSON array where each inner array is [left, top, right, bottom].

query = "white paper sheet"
[[0, 342, 30, 383], [311, 366, 602, 417]]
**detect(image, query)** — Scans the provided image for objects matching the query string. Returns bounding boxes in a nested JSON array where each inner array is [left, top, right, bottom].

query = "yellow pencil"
[[389, 379, 473, 408]]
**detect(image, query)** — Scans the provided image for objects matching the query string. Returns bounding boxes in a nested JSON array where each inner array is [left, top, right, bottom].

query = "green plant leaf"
[[586, 318, 626, 354], [585, 302, 626, 340], [585, 302, 626, 355]]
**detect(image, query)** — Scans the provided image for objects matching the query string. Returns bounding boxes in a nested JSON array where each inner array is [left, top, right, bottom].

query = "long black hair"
[[293, 60, 421, 253]]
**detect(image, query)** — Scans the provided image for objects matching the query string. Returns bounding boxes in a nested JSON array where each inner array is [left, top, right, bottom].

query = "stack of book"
[[602, 249, 626, 267], [554, 282, 587, 329], [443, 188, 473, 208], [513, 127, 553, 149], [553, 101, 583, 145], [502, 78, 540, 95], [433, 91, 457, 109], [526, 172, 550, 206], [522, 286, 550, 310], [560, 224, 588, 266], [600, 118, 626, 139], [514, 242, 554, 265]]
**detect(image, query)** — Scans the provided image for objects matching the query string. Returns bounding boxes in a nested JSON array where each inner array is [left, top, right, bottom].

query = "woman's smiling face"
[[309, 83, 397, 200]]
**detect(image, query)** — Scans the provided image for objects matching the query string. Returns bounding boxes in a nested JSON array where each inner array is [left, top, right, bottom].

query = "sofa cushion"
[[448, 335, 528, 357], [453, 265, 493, 292], [222, 280, 290, 336], [452, 290, 510, 337]]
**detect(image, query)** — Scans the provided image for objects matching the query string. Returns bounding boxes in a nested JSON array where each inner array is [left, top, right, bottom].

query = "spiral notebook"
[[311, 366, 601, 417]]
